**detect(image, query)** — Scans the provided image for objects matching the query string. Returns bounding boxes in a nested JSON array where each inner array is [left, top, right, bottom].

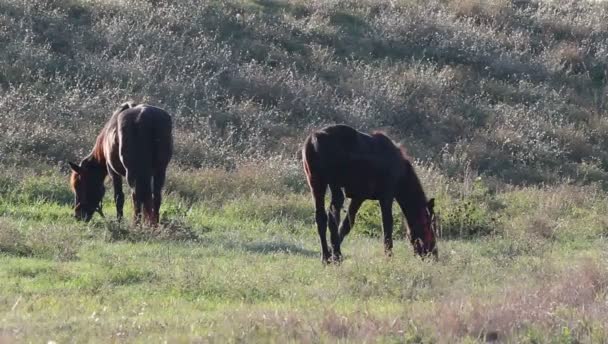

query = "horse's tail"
[[117, 101, 138, 113], [302, 134, 320, 190]]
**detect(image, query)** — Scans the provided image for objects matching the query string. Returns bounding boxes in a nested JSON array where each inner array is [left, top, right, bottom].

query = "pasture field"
[[2, 0, 608, 342], [1, 164, 608, 342]]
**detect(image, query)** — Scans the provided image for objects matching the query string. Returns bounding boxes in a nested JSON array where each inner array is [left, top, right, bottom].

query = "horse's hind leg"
[[152, 168, 167, 225], [126, 173, 141, 225], [141, 175, 154, 225], [310, 181, 330, 264], [128, 172, 152, 225], [328, 184, 344, 262], [338, 198, 363, 243], [379, 197, 394, 257]]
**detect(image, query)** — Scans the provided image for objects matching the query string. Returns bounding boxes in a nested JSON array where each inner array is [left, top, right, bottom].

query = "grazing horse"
[[69, 102, 173, 225], [302, 124, 438, 263]]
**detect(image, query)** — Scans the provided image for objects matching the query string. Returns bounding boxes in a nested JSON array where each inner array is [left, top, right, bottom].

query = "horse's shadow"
[[196, 234, 317, 258], [102, 217, 318, 257], [239, 240, 317, 257]]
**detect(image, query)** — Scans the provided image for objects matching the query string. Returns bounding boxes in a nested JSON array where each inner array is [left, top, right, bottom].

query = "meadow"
[[1, 0, 608, 342]]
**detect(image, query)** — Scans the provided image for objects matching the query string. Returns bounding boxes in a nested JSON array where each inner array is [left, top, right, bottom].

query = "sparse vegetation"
[[1, 0, 608, 342]]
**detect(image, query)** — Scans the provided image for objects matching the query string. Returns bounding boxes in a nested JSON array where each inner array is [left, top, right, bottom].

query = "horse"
[[69, 102, 173, 225], [302, 124, 438, 264]]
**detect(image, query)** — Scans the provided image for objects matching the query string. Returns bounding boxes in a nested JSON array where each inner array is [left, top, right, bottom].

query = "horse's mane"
[[371, 130, 427, 208], [371, 130, 411, 162], [87, 102, 138, 165]]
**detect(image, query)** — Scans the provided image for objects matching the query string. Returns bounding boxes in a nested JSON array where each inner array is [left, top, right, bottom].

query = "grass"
[[1, 166, 608, 342]]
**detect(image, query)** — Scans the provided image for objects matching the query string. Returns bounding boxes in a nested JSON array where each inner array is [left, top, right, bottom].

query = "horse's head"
[[410, 198, 438, 259], [69, 160, 106, 222]]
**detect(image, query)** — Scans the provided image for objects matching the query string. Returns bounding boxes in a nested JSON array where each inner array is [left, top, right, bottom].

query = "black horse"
[[302, 124, 438, 263], [69, 102, 173, 225]]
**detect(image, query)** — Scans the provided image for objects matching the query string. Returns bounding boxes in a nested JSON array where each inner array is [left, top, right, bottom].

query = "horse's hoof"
[[330, 254, 342, 264]]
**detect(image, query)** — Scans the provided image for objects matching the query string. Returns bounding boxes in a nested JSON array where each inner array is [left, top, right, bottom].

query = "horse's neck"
[[399, 194, 425, 220], [397, 167, 427, 222]]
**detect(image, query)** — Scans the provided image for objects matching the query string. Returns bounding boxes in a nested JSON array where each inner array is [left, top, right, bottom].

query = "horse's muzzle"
[[74, 209, 93, 222], [413, 239, 438, 260]]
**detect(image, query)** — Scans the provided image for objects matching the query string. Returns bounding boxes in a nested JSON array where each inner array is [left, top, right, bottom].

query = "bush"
[[354, 201, 405, 239], [438, 178, 497, 239]]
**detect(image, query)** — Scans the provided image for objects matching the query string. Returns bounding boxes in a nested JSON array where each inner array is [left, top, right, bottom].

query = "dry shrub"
[[526, 214, 558, 240], [219, 309, 423, 343], [547, 42, 588, 74], [2, 0, 608, 186], [166, 159, 305, 204], [0, 334, 17, 344], [450, 0, 513, 26], [432, 259, 608, 340], [554, 125, 593, 162], [500, 183, 608, 240]]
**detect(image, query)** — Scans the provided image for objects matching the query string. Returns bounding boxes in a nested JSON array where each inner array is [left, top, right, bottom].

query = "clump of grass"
[[104, 219, 201, 243], [0, 218, 81, 260], [0, 219, 31, 257]]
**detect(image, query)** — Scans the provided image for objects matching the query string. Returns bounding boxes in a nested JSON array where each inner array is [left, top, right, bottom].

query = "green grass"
[[1, 168, 608, 342]]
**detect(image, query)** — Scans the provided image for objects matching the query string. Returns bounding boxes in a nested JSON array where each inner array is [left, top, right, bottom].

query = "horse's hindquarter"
[[117, 106, 172, 175]]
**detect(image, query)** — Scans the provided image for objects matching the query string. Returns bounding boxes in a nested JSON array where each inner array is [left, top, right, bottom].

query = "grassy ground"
[[2, 0, 608, 342], [1, 165, 608, 343]]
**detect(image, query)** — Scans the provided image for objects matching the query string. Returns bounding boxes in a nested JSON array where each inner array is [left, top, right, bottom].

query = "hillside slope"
[[1, 0, 607, 184]]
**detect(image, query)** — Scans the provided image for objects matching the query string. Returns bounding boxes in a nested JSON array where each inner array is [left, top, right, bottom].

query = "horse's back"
[[306, 124, 400, 165], [303, 124, 405, 198], [306, 125, 364, 161]]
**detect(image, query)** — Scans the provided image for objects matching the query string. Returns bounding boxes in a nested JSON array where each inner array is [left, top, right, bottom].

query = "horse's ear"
[[427, 198, 435, 212], [69, 162, 81, 173]]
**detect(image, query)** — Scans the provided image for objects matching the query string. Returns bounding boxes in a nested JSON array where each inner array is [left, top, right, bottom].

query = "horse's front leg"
[[379, 198, 394, 257], [108, 169, 125, 221]]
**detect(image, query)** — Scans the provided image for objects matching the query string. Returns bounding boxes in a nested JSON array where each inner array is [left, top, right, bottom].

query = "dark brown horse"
[[302, 124, 438, 263], [69, 102, 173, 225]]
